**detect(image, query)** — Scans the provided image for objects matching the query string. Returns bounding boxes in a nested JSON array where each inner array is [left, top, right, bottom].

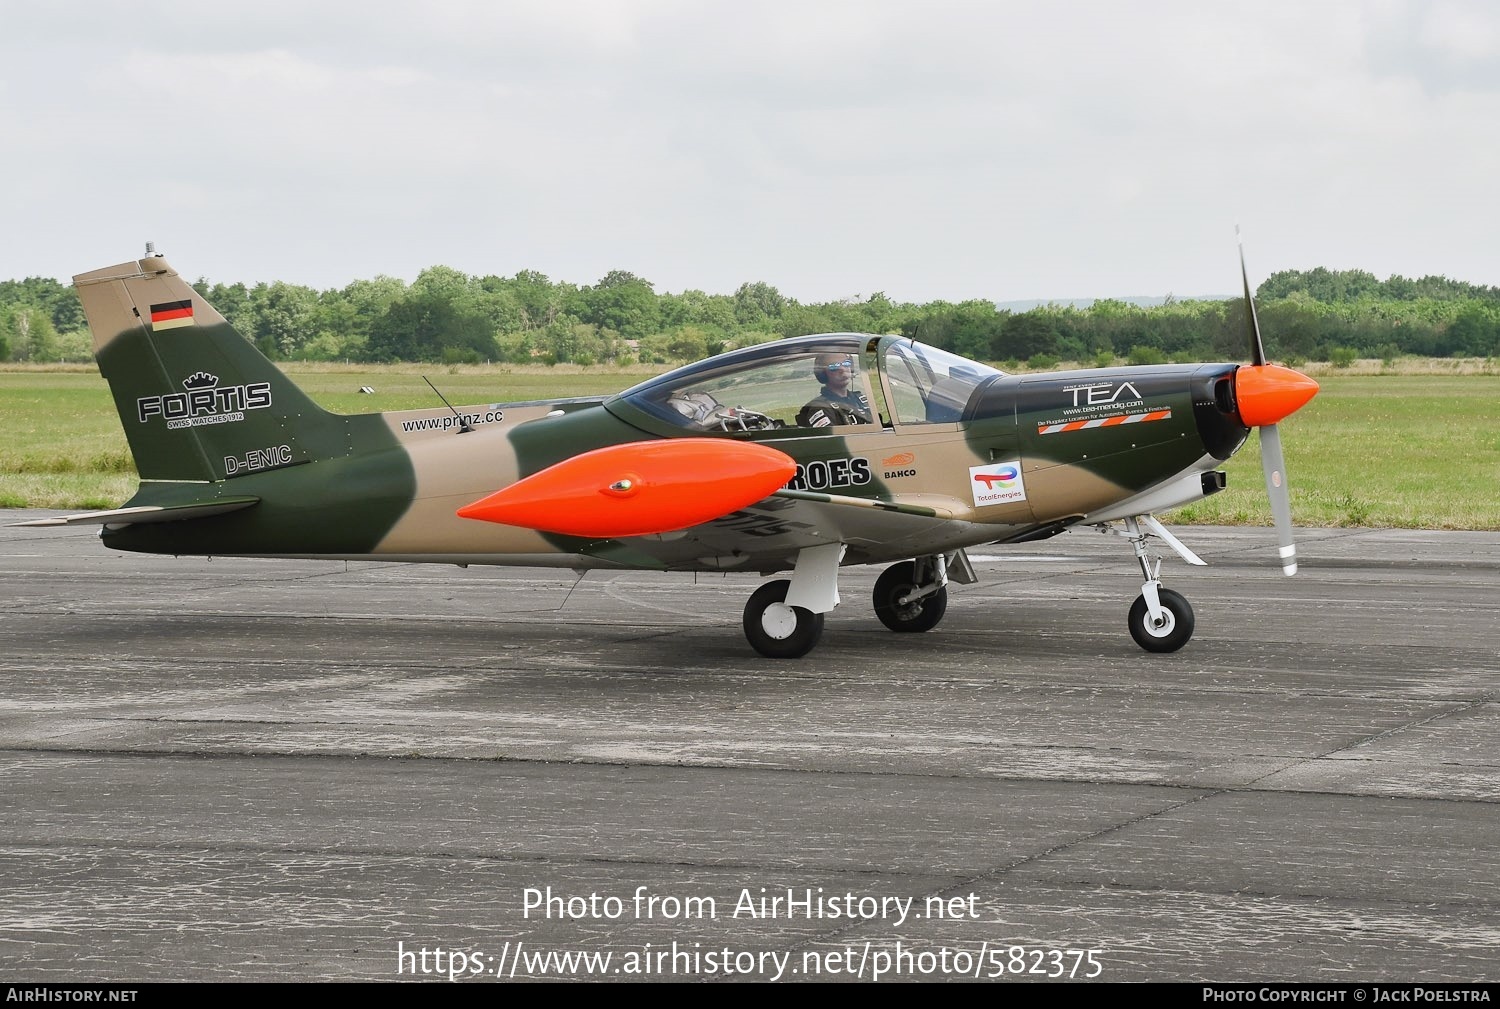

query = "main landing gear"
[[742, 547, 973, 658], [742, 579, 825, 659], [1109, 515, 1203, 653], [872, 556, 948, 633]]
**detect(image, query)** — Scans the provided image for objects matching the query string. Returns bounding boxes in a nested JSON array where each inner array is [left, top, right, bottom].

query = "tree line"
[[2, 265, 1498, 368]]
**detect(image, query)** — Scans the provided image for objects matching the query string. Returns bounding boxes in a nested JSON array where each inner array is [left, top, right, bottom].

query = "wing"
[[454, 437, 1037, 573], [571, 490, 1005, 573]]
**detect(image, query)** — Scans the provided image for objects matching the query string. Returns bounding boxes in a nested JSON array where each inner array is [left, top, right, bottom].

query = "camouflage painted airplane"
[[23, 247, 1318, 658]]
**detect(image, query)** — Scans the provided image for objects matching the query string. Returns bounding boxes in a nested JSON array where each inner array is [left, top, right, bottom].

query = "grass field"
[[2, 362, 1497, 529], [1172, 372, 1500, 529], [0, 363, 665, 510]]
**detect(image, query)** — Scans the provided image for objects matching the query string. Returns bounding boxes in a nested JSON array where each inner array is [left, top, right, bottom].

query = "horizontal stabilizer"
[[12, 497, 260, 527]]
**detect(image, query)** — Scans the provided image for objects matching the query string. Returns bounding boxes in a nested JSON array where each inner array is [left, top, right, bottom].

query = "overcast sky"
[[2, 1, 1497, 303]]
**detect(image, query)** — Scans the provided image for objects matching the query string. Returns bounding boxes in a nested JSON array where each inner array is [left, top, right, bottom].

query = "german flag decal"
[[149, 300, 195, 331]]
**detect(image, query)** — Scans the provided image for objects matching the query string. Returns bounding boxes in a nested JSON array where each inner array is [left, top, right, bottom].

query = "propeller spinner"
[[1234, 230, 1319, 575]]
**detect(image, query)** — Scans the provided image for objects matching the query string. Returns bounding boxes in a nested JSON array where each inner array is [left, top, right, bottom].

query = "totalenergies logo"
[[972, 463, 1019, 489], [969, 461, 1027, 507]]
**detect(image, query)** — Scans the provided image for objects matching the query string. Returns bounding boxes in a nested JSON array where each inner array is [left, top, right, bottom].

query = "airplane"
[[19, 246, 1318, 658]]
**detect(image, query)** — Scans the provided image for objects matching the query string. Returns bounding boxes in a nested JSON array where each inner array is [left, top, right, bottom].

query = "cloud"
[[3, 1, 1498, 300]]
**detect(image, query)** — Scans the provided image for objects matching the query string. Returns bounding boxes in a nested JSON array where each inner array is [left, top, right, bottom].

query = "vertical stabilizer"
[[74, 254, 339, 482]]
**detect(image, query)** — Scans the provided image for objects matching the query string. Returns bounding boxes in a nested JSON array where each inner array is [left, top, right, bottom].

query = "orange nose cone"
[[457, 439, 798, 538], [1235, 364, 1320, 427]]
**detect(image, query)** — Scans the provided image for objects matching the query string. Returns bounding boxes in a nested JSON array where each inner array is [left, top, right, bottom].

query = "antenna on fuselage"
[[423, 375, 474, 434]]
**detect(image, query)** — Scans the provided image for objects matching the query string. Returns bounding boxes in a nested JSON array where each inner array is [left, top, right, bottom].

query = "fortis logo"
[[136, 372, 273, 426]]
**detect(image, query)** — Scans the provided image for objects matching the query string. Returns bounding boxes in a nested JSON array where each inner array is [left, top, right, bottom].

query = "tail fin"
[[75, 254, 343, 482]]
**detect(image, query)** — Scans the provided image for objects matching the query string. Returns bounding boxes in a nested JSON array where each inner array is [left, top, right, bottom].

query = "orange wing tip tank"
[[457, 439, 798, 538], [1234, 364, 1320, 427]]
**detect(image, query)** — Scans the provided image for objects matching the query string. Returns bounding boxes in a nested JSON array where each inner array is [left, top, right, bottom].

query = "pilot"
[[797, 352, 872, 428]]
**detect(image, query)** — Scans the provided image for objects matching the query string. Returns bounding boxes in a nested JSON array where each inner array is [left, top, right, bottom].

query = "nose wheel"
[[1128, 587, 1194, 652]]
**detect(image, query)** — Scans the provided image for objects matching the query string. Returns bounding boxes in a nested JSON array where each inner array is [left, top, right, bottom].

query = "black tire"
[[1128, 588, 1195, 653], [873, 561, 948, 633], [743, 579, 825, 658]]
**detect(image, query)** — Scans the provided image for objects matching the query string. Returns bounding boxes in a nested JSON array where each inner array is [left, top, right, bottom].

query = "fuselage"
[[101, 334, 1250, 573]]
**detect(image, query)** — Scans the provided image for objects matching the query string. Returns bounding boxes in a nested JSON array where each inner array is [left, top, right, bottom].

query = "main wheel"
[[1128, 588, 1195, 653], [873, 561, 948, 633], [743, 579, 825, 658]]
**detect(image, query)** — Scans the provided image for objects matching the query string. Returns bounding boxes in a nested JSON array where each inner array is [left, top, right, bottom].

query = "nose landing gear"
[[1108, 515, 1203, 653]]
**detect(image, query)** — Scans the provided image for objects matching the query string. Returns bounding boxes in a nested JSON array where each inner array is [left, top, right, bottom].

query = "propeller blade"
[[1259, 422, 1298, 575], [1237, 225, 1267, 366], [1237, 228, 1311, 574]]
